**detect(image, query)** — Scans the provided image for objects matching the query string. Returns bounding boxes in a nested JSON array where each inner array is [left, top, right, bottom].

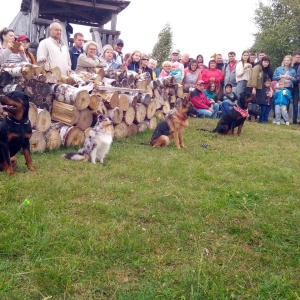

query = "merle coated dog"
[[0, 91, 36, 175]]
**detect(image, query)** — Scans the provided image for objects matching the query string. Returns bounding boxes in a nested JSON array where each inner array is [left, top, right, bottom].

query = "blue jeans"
[[197, 103, 219, 119], [292, 88, 300, 122], [236, 80, 247, 98], [221, 102, 233, 117], [259, 105, 271, 123]]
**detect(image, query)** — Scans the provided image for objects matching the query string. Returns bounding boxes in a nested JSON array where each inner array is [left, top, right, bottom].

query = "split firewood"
[[127, 123, 138, 136], [51, 100, 79, 126], [76, 108, 93, 130], [59, 125, 85, 147], [55, 83, 90, 110], [107, 107, 123, 124], [30, 130, 46, 153], [35, 108, 51, 132], [146, 100, 157, 120], [29, 102, 38, 127], [118, 93, 130, 111], [100, 91, 119, 109], [145, 117, 157, 130], [114, 121, 128, 139], [44, 126, 62, 150], [123, 106, 135, 125], [134, 103, 146, 124]]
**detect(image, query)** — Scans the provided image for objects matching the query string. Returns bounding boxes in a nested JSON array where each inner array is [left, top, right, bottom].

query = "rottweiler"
[[150, 100, 193, 148], [200, 92, 253, 136], [0, 91, 36, 175]]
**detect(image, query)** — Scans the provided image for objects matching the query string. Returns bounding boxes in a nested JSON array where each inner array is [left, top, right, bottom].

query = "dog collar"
[[7, 115, 30, 125], [233, 106, 248, 118], [175, 113, 186, 124]]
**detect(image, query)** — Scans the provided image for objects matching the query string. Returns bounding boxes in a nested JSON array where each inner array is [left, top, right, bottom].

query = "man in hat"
[[190, 80, 219, 119], [170, 50, 184, 81], [113, 38, 124, 65]]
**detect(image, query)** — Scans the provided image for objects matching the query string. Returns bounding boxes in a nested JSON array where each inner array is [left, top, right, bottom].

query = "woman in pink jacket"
[[201, 59, 224, 92]]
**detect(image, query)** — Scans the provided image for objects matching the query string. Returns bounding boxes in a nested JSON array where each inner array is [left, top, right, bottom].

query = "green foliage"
[[251, 0, 300, 67], [150, 23, 173, 69], [1, 119, 300, 298]]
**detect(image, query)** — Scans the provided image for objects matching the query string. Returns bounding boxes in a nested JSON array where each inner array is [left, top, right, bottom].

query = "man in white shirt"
[[37, 22, 71, 76]]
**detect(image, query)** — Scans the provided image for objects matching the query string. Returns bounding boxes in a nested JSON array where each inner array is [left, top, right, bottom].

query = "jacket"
[[190, 88, 212, 110], [201, 68, 224, 89], [223, 60, 237, 87], [273, 88, 292, 106], [247, 64, 263, 89], [272, 66, 297, 88]]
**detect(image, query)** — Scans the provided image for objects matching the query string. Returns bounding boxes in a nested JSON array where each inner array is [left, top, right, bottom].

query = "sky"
[[1, 0, 265, 63]]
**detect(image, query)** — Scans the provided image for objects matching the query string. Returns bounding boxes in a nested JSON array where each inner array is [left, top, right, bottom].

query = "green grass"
[[1, 118, 300, 299]]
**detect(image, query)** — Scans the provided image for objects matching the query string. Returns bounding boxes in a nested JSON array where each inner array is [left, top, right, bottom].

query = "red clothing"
[[190, 89, 212, 110], [229, 60, 237, 72], [201, 68, 224, 89]]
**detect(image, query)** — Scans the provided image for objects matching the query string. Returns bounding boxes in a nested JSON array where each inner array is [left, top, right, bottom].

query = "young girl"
[[204, 83, 217, 100], [126, 50, 141, 73], [169, 61, 182, 82], [259, 78, 273, 123]]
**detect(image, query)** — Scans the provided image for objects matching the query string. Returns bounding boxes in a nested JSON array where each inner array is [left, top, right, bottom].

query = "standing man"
[[216, 54, 224, 71], [292, 51, 300, 124], [37, 22, 71, 76], [113, 38, 124, 66], [180, 53, 190, 68], [69, 32, 84, 71], [223, 51, 238, 94], [170, 50, 184, 80]]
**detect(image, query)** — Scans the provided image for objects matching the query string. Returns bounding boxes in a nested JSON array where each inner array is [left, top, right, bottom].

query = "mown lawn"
[[0, 118, 300, 299]]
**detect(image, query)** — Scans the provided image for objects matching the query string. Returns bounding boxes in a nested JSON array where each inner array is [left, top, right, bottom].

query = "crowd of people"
[[1, 22, 300, 125]]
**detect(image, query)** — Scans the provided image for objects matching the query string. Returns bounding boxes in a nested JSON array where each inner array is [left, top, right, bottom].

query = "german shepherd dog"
[[62, 115, 113, 164], [150, 100, 193, 148], [200, 92, 253, 136], [0, 91, 36, 175]]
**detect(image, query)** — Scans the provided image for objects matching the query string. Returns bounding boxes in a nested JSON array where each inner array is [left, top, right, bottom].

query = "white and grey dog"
[[62, 116, 113, 164]]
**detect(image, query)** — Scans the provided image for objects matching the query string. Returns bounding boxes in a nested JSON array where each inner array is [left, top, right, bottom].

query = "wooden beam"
[[50, 0, 119, 11]]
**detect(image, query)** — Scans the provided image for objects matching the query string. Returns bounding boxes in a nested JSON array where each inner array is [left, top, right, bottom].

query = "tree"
[[251, 0, 300, 67], [150, 23, 173, 69]]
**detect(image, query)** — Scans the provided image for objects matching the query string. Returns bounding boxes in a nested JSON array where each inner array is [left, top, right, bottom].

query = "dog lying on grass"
[[0, 91, 36, 175], [150, 100, 193, 148], [62, 115, 113, 164]]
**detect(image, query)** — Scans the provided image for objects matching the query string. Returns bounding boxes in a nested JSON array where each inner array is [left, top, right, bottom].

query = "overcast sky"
[[1, 0, 265, 63]]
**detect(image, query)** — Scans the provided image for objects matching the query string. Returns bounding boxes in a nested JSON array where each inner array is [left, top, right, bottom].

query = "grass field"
[[1, 118, 300, 299]]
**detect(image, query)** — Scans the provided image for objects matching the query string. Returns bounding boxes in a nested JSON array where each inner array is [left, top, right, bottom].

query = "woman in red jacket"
[[201, 59, 224, 92]]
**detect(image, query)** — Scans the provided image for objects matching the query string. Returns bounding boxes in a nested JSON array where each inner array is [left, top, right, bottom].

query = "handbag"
[[248, 102, 261, 116]]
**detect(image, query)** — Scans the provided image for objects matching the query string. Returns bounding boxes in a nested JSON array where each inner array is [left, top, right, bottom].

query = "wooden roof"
[[20, 0, 130, 27]]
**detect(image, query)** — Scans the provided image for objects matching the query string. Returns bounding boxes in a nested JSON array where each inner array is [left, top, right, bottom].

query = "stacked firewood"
[[0, 63, 187, 152]]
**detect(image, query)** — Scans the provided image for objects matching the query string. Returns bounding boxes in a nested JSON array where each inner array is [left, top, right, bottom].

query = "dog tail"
[[140, 142, 150, 145], [61, 153, 88, 161]]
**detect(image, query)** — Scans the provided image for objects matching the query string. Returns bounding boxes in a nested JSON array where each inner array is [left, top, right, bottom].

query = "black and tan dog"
[[0, 91, 36, 175], [201, 92, 253, 136], [150, 100, 193, 148]]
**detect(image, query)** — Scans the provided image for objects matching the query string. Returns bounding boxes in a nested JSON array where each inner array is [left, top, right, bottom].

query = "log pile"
[[0, 63, 187, 152]]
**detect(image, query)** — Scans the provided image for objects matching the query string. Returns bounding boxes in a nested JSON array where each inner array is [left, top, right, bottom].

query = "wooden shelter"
[[9, 0, 130, 50]]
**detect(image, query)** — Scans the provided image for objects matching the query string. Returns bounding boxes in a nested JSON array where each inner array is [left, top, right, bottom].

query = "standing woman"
[[17, 35, 36, 64], [236, 50, 252, 97], [246, 56, 272, 122], [0, 27, 28, 64], [181, 59, 202, 92], [196, 54, 207, 69], [272, 55, 297, 97]]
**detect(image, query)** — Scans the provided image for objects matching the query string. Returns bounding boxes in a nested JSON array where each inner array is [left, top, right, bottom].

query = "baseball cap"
[[171, 50, 179, 54], [196, 80, 205, 85], [114, 38, 124, 46], [17, 34, 30, 42]]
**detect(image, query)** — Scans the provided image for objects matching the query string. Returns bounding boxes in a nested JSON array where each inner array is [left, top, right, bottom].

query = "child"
[[220, 83, 238, 116], [169, 61, 182, 82], [273, 79, 292, 125], [259, 78, 273, 123]]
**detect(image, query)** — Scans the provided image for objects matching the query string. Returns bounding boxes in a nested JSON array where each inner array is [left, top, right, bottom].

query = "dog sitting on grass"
[[150, 99, 193, 148], [62, 115, 113, 164]]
